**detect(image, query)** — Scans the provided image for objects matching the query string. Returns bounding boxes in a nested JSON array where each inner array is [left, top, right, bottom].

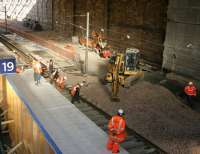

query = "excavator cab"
[[105, 48, 143, 101], [124, 48, 140, 74]]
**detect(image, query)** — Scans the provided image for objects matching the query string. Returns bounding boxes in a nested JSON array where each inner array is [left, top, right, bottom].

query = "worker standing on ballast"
[[184, 81, 197, 107], [107, 109, 126, 153], [48, 59, 54, 77]]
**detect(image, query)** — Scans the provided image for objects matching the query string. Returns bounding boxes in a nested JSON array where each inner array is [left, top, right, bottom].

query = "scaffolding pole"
[[84, 12, 89, 73], [4, 5, 7, 33]]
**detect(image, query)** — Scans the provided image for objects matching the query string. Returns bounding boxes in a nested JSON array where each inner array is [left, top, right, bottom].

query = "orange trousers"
[[107, 133, 125, 153], [107, 138, 120, 153]]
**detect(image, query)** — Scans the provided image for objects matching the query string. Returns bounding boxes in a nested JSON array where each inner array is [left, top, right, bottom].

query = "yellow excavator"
[[105, 48, 144, 101]]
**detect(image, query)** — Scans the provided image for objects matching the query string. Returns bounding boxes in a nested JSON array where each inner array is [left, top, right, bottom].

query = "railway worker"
[[50, 68, 59, 83], [70, 83, 83, 103], [56, 76, 67, 89], [32, 60, 42, 85], [184, 81, 197, 107], [48, 59, 54, 77], [16, 66, 24, 73], [107, 109, 126, 153]]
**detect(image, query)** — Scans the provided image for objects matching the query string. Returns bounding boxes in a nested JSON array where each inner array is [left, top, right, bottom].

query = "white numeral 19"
[[2, 62, 14, 72]]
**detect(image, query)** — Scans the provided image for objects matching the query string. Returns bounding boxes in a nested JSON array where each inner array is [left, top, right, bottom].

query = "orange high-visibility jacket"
[[108, 115, 126, 142], [16, 67, 22, 73], [184, 85, 197, 96]]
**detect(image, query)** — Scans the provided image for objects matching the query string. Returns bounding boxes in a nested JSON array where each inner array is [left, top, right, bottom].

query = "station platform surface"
[[6, 69, 128, 154]]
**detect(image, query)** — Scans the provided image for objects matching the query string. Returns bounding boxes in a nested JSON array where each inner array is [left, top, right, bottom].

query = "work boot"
[[112, 143, 119, 153]]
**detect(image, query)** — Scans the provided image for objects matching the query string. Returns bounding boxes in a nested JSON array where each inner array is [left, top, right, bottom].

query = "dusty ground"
[[80, 80, 200, 154], [1, 21, 200, 154]]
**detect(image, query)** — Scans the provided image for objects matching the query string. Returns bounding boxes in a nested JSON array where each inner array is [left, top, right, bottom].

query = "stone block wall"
[[107, 0, 167, 64], [4, 0, 168, 65], [163, 0, 200, 79], [26, 0, 53, 30]]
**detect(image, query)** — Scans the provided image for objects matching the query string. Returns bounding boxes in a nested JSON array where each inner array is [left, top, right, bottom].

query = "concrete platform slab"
[[6, 69, 128, 154]]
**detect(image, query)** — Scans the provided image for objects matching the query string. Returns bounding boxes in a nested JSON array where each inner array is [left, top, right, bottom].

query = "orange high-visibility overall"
[[107, 115, 126, 153], [184, 85, 197, 96], [56, 77, 65, 89]]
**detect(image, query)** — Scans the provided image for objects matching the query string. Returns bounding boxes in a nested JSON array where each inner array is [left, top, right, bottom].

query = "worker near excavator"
[[32, 60, 42, 85], [70, 83, 83, 103], [107, 109, 126, 153], [184, 81, 197, 107]]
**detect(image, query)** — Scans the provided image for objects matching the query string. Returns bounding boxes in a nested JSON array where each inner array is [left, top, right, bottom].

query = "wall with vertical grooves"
[[0, 0, 168, 65], [163, 0, 200, 79]]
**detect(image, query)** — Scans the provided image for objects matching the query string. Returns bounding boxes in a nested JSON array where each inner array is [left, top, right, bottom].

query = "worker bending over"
[[184, 81, 197, 107], [70, 83, 81, 103], [56, 76, 67, 89], [32, 60, 42, 85], [107, 109, 126, 153]]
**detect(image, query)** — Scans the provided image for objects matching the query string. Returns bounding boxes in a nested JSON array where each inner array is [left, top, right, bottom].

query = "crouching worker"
[[70, 83, 83, 103], [50, 68, 59, 83], [107, 109, 126, 153], [56, 76, 67, 89]]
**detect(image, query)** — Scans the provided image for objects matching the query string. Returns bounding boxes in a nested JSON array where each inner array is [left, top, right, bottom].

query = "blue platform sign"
[[0, 58, 16, 74]]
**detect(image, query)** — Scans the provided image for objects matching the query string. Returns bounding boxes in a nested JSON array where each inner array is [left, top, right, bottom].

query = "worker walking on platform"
[[107, 109, 126, 153], [33, 60, 42, 85], [184, 81, 197, 107]]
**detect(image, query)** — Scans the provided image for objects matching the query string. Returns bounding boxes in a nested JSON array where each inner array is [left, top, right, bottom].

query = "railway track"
[[58, 89, 166, 154], [0, 34, 167, 154], [0, 34, 33, 65]]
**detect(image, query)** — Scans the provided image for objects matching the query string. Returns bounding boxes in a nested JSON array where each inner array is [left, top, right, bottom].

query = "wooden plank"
[[1, 120, 14, 125], [5, 80, 55, 154]]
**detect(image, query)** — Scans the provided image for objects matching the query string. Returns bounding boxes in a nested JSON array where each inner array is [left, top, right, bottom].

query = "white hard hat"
[[189, 81, 193, 85], [118, 109, 124, 116]]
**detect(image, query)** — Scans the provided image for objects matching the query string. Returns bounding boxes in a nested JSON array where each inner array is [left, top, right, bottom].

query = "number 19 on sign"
[[0, 58, 16, 74]]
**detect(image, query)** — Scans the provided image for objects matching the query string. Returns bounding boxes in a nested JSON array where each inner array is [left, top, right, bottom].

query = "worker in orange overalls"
[[107, 109, 126, 153], [70, 83, 83, 103], [32, 60, 42, 85], [56, 76, 67, 89], [184, 81, 197, 107]]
